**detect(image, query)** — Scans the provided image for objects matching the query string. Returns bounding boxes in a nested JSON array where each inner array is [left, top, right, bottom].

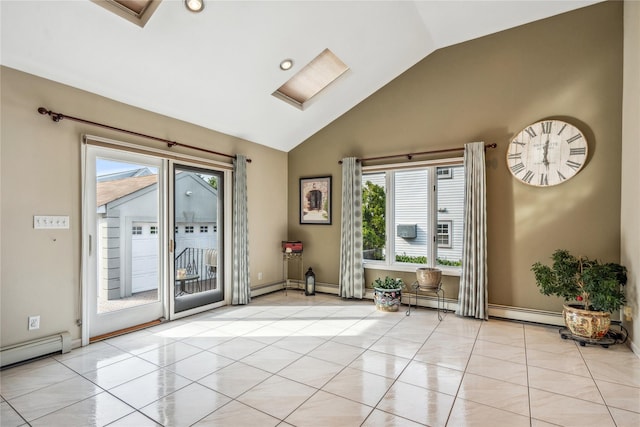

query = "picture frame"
[[300, 176, 332, 225]]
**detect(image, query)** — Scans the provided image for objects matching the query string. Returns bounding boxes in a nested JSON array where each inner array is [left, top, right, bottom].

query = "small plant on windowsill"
[[372, 276, 405, 312]]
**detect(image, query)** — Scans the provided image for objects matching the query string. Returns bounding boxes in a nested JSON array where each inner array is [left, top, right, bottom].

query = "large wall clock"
[[507, 119, 588, 187]]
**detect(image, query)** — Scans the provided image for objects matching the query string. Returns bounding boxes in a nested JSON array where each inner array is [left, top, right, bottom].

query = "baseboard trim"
[[487, 304, 565, 326], [1, 332, 71, 368], [629, 337, 640, 358]]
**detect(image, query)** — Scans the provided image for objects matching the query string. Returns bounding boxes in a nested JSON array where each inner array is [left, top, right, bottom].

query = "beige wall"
[[621, 1, 640, 352], [288, 1, 624, 313], [0, 67, 288, 347]]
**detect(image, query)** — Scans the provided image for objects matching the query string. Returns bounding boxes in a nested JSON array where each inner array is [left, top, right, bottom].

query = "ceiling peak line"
[[36, 107, 251, 163]]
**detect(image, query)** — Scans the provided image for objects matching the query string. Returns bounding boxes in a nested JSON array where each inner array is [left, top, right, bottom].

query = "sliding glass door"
[[82, 142, 230, 342], [83, 145, 166, 340], [172, 165, 224, 313]]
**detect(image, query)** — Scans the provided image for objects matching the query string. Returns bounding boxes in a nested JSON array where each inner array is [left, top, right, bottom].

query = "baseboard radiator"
[[1, 332, 71, 368]]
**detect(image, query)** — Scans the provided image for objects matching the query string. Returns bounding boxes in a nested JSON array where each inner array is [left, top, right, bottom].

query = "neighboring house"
[[97, 171, 218, 299], [97, 167, 155, 182], [365, 166, 464, 265]]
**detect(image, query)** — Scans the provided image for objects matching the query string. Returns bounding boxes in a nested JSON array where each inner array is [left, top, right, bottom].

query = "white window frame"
[[437, 220, 453, 248], [362, 157, 463, 276], [437, 167, 453, 179]]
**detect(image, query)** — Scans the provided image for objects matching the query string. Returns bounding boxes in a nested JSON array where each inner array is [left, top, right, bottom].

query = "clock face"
[[507, 120, 588, 187]]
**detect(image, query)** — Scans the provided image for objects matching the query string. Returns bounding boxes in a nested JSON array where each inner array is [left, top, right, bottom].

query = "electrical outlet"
[[28, 315, 40, 330]]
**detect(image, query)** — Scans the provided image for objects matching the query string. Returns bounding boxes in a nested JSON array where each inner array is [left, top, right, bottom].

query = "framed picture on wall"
[[300, 176, 332, 225]]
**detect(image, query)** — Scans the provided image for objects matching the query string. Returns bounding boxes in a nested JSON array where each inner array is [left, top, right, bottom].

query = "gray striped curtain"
[[339, 158, 364, 299], [456, 142, 488, 319], [232, 155, 250, 305]]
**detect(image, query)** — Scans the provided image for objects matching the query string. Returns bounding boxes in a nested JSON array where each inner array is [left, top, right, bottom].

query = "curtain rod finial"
[[38, 107, 63, 122]]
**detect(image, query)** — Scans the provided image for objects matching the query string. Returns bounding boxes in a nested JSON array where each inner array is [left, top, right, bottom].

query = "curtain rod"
[[338, 143, 497, 164], [37, 107, 251, 163]]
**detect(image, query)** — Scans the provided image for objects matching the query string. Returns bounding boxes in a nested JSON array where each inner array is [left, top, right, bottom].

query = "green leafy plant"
[[372, 276, 405, 290], [395, 253, 427, 264], [436, 258, 462, 267], [363, 181, 386, 259], [531, 249, 627, 313]]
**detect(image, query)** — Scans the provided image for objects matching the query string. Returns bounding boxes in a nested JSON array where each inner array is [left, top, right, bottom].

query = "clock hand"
[[543, 139, 550, 169]]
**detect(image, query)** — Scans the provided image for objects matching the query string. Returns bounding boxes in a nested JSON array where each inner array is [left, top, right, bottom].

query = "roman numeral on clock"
[[557, 170, 567, 181], [566, 160, 582, 170], [522, 170, 534, 183], [557, 123, 567, 135], [511, 140, 525, 146], [539, 174, 548, 186], [566, 134, 583, 143], [541, 121, 552, 134], [507, 152, 522, 160], [525, 127, 537, 138], [510, 163, 525, 175], [569, 147, 586, 156]]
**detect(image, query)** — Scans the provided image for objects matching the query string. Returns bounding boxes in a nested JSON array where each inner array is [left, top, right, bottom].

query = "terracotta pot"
[[416, 268, 442, 289], [373, 287, 402, 312], [562, 304, 611, 339]]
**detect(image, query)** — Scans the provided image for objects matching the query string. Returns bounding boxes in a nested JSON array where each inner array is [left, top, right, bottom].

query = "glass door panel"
[[83, 145, 165, 340], [173, 165, 224, 313]]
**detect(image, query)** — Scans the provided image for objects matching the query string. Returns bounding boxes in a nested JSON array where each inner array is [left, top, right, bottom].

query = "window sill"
[[363, 262, 461, 277]]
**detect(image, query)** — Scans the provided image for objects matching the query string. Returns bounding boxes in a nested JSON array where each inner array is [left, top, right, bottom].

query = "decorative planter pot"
[[416, 268, 442, 290], [373, 287, 402, 312], [563, 304, 611, 339]]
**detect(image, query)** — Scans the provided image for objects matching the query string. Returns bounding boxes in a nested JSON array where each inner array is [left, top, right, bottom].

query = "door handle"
[[170, 239, 174, 253]]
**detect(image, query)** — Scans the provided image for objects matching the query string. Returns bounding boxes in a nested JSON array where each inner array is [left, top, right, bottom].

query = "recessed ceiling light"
[[279, 59, 294, 71], [185, 0, 204, 13]]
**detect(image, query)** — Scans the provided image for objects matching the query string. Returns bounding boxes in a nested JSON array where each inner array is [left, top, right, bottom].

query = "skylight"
[[92, 0, 161, 27], [273, 48, 349, 110]]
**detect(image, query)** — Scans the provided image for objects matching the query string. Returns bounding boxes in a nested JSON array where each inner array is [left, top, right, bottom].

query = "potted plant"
[[531, 249, 627, 339], [372, 276, 405, 312]]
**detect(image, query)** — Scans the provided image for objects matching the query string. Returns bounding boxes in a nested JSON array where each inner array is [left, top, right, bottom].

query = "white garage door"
[[131, 222, 159, 293], [175, 223, 216, 254]]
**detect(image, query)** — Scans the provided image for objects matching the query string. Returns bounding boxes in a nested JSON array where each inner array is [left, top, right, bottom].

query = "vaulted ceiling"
[[1, 1, 600, 152]]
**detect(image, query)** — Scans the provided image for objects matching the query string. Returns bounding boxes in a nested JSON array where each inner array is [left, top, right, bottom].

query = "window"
[[132, 226, 142, 235], [362, 161, 464, 272], [185, 226, 194, 234], [437, 221, 452, 248], [437, 167, 452, 179], [175, 226, 179, 234], [200, 225, 208, 233], [150, 226, 158, 235]]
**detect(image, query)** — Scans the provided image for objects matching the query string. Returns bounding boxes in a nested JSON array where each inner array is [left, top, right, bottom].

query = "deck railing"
[[175, 247, 217, 295]]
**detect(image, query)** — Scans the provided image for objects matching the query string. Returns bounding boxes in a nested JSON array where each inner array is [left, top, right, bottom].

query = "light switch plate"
[[34, 215, 70, 229]]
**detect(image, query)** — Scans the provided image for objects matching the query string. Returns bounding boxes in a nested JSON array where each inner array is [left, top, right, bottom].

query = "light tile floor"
[[2, 292, 639, 426]]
